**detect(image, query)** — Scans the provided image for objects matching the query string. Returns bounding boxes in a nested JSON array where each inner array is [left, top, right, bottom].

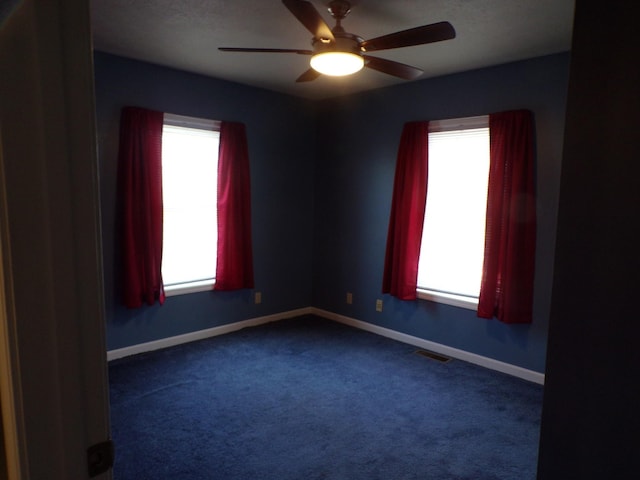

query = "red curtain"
[[117, 107, 165, 308], [478, 109, 536, 323], [214, 122, 255, 290], [382, 122, 430, 300]]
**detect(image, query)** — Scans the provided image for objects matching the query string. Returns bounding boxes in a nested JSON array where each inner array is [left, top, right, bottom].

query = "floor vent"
[[415, 350, 451, 363]]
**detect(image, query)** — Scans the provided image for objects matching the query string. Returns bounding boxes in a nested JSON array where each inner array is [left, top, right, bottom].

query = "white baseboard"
[[311, 308, 545, 385], [107, 306, 545, 385], [106, 307, 313, 361]]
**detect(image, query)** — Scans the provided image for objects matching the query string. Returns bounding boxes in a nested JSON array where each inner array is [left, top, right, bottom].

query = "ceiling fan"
[[219, 0, 456, 82]]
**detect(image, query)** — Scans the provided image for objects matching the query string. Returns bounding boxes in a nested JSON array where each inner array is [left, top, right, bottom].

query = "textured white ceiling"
[[90, 0, 575, 100]]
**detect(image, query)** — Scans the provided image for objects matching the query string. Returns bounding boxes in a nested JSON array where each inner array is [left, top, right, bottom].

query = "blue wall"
[[94, 52, 317, 350], [312, 53, 570, 373], [95, 51, 570, 373]]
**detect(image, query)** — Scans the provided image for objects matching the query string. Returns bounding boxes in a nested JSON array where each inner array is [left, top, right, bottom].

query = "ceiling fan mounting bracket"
[[328, 1, 352, 21]]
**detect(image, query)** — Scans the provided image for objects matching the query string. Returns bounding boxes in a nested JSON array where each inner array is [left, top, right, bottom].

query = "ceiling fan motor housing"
[[312, 31, 363, 56]]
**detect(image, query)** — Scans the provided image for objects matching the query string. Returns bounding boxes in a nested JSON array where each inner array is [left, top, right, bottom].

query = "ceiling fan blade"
[[282, 0, 335, 41], [219, 47, 313, 55], [296, 68, 322, 82], [364, 55, 424, 80], [361, 21, 455, 52]]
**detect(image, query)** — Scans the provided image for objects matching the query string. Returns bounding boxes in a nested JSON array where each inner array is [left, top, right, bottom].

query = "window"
[[161, 113, 220, 296], [383, 111, 535, 321], [416, 115, 489, 309]]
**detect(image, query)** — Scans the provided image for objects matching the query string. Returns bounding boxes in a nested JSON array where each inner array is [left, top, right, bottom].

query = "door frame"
[[0, 1, 111, 478]]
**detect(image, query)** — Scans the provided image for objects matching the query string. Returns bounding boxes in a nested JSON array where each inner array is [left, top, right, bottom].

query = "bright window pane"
[[417, 127, 490, 297], [161, 124, 219, 286]]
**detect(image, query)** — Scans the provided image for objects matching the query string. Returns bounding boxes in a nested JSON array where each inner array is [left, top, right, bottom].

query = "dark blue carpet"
[[109, 315, 542, 479]]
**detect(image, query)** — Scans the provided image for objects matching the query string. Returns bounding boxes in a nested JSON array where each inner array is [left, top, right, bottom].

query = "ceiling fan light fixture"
[[310, 51, 364, 76]]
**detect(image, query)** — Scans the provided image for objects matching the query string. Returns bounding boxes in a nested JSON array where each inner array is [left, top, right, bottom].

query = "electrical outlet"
[[375, 299, 383, 312], [346, 292, 353, 304], [254, 291, 262, 304]]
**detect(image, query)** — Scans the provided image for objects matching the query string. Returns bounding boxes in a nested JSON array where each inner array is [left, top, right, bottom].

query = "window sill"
[[165, 279, 215, 297], [416, 289, 478, 311]]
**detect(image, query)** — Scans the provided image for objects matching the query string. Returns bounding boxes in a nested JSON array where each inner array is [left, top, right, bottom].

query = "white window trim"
[[417, 289, 478, 311], [416, 114, 489, 311], [165, 279, 216, 297]]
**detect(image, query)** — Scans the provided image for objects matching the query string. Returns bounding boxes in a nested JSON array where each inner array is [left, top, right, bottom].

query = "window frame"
[[416, 115, 489, 310], [162, 113, 221, 297]]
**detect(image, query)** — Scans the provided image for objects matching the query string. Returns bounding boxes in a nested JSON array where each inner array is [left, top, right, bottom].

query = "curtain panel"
[[382, 121, 430, 300], [117, 106, 165, 308], [214, 121, 255, 290], [477, 109, 536, 323]]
